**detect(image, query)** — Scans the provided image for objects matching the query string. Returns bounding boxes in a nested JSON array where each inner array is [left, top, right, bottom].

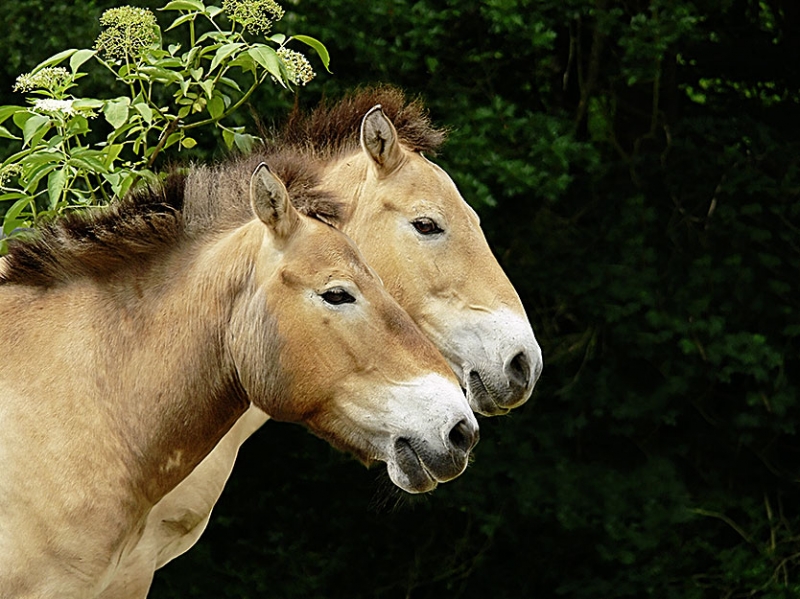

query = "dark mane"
[[0, 86, 442, 287], [189, 85, 448, 228], [259, 84, 447, 159], [1, 175, 187, 287], [0, 155, 342, 288]]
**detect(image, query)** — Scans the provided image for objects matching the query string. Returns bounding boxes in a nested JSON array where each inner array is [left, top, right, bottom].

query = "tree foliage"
[[2, 1, 799, 597]]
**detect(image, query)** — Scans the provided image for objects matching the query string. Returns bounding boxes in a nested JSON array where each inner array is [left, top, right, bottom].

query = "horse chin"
[[386, 439, 438, 494]]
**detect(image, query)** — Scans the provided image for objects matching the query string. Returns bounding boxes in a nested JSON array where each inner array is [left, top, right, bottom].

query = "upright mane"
[[262, 85, 448, 160], [0, 175, 188, 287], [251, 85, 447, 219]]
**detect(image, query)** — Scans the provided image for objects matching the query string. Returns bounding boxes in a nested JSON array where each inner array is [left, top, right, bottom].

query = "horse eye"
[[412, 217, 444, 235], [321, 288, 356, 305]]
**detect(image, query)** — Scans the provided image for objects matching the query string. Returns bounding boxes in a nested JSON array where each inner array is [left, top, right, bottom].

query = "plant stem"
[[184, 71, 268, 130], [146, 118, 180, 168]]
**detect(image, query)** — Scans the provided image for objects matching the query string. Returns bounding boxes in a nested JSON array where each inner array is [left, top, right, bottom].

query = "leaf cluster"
[[0, 0, 329, 253]]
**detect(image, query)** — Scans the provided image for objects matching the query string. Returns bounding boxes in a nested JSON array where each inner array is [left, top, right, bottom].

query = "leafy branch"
[[0, 0, 330, 254]]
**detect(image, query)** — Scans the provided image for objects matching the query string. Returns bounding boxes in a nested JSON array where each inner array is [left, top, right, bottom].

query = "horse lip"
[[466, 370, 510, 416], [394, 438, 437, 491]]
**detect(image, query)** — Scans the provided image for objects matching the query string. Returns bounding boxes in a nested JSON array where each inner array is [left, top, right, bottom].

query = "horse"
[[102, 87, 545, 597], [0, 164, 479, 599]]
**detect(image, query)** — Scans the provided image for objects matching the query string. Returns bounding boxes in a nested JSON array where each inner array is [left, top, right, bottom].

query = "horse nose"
[[447, 417, 479, 458], [505, 349, 542, 394], [506, 350, 532, 390]]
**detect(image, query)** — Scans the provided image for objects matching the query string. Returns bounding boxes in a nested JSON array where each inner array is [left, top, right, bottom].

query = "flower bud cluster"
[[13, 67, 71, 93], [277, 48, 315, 86], [223, 0, 285, 35], [94, 6, 159, 60]]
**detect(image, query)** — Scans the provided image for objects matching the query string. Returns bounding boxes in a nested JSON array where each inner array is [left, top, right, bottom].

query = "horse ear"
[[360, 105, 404, 173], [250, 163, 299, 240]]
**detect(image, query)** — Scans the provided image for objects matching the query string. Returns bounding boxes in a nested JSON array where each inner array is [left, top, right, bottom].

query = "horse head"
[[323, 105, 543, 416], [227, 165, 479, 493]]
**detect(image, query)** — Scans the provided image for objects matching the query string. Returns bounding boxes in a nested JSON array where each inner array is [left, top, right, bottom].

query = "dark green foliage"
[[3, 0, 799, 597]]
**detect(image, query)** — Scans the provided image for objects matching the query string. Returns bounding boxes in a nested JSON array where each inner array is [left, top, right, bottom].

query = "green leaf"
[[2, 149, 33, 167], [229, 53, 257, 74], [69, 155, 108, 173], [164, 132, 183, 149], [103, 99, 130, 130], [207, 95, 225, 120], [69, 49, 95, 73], [0, 105, 24, 125], [20, 150, 61, 168], [102, 144, 125, 168], [47, 168, 67, 208], [72, 99, 104, 110], [103, 170, 136, 198], [22, 114, 50, 146], [138, 64, 182, 83], [196, 31, 228, 44], [133, 102, 154, 126], [206, 5, 222, 18], [247, 46, 284, 81], [199, 80, 214, 99], [13, 111, 34, 131], [183, 46, 201, 68], [270, 34, 286, 45], [292, 35, 332, 72], [166, 12, 196, 31], [64, 115, 90, 137], [0, 126, 19, 140], [222, 128, 235, 150], [3, 198, 33, 236], [218, 77, 242, 92], [32, 48, 78, 73], [233, 132, 258, 153], [181, 137, 197, 148], [25, 162, 57, 190], [209, 43, 243, 73], [160, 0, 204, 11], [152, 57, 183, 69]]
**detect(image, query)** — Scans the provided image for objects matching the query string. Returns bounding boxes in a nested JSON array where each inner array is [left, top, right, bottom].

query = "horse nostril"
[[506, 351, 532, 389], [448, 418, 479, 454]]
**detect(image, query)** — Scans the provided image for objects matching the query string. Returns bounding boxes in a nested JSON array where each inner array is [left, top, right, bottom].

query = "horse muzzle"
[[387, 416, 479, 494], [463, 343, 543, 416]]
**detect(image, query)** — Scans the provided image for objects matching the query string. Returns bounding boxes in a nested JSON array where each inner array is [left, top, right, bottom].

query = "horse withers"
[[0, 165, 477, 598]]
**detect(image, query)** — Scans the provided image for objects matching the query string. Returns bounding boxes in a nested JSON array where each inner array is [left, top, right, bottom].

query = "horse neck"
[[90, 226, 259, 504]]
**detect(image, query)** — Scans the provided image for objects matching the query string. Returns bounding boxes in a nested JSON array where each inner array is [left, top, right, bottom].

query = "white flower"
[[33, 99, 78, 116]]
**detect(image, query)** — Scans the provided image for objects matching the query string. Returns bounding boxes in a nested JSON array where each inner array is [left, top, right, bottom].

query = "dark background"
[[2, 1, 799, 597]]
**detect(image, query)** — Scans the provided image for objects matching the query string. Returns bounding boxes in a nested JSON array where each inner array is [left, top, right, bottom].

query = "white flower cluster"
[[33, 99, 78, 116]]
